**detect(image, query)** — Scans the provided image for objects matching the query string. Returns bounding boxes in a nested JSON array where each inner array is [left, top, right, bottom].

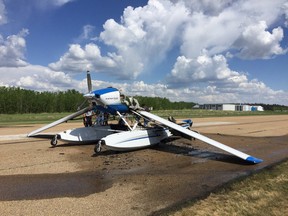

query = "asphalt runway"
[[0, 115, 287, 215]]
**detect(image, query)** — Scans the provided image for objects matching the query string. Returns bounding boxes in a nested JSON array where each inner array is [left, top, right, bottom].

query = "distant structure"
[[197, 103, 264, 111]]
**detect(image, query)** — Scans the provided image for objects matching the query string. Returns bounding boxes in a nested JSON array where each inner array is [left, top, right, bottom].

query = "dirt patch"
[[0, 115, 287, 215]]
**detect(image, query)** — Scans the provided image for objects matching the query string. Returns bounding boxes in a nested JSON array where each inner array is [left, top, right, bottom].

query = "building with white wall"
[[199, 104, 264, 111]]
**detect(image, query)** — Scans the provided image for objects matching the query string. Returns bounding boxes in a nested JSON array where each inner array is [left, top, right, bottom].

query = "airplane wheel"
[[94, 145, 101, 153], [94, 142, 102, 154], [50, 136, 58, 147]]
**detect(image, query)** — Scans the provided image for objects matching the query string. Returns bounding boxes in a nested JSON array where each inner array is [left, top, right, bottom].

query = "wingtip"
[[27, 133, 32, 137], [27, 132, 36, 137], [246, 156, 263, 164]]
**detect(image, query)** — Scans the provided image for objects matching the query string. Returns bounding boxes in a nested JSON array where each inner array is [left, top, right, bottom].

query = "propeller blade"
[[87, 70, 92, 92], [27, 107, 90, 137]]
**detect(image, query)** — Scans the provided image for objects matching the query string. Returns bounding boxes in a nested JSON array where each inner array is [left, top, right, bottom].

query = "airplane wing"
[[138, 111, 263, 164], [27, 107, 90, 137], [27, 134, 56, 139]]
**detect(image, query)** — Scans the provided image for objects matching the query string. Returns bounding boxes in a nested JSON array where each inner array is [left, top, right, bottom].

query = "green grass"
[[0, 109, 286, 126], [151, 109, 285, 119], [169, 160, 288, 216], [0, 113, 80, 125]]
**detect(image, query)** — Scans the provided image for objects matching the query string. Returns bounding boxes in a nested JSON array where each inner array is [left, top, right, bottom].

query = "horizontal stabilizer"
[[139, 111, 262, 164]]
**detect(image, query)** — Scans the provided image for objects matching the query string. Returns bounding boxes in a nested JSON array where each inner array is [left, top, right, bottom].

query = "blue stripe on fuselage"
[[94, 104, 129, 115], [91, 87, 118, 96]]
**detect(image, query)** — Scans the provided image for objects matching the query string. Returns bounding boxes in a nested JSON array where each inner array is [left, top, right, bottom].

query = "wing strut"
[[116, 111, 132, 131], [139, 111, 262, 164], [27, 107, 90, 137]]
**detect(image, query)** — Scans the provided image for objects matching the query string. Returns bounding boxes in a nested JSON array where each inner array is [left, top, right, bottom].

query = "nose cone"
[[83, 93, 94, 99]]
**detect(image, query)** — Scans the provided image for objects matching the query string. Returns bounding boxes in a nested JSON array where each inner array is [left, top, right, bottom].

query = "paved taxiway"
[[0, 115, 287, 215]]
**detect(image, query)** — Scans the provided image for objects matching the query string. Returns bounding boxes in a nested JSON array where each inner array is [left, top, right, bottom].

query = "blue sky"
[[1, 0, 288, 105]]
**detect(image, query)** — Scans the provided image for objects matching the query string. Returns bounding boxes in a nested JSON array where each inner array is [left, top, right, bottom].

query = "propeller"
[[87, 70, 92, 93], [77, 70, 93, 110]]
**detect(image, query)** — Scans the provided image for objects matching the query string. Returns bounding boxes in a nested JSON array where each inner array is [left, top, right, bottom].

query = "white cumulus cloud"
[[166, 52, 288, 105], [0, 0, 7, 25], [0, 29, 29, 67], [51, 0, 190, 79], [233, 21, 287, 59], [48, 0, 288, 81], [0, 65, 78, 92], [167, 53, 240, 86], [1, 0, 288, 106], [49, 43, 117, 73]]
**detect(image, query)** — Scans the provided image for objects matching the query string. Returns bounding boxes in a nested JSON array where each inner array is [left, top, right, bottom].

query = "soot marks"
[[0, 172, 112, 201]]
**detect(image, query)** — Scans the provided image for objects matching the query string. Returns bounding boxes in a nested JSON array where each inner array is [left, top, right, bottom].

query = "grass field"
[[151, 109, 286, 119], [169, 160, 288, 216], [0, 112, 80, 125], [0, 109, 286, 125]]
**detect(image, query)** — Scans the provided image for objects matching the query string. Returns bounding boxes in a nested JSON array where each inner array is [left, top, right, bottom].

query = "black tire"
[[50, 137, 58, 147], [94, 144, 101, 153]]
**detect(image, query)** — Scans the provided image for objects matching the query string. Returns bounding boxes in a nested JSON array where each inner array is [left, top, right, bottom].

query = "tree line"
[[0, 87, 85, 114], [134, 96, 195, 110], [0, 87, 196, 114], [2, 86, 286, 114]]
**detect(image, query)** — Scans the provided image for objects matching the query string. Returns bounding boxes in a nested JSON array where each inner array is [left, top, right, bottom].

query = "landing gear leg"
[[50, 135, 58, 147]]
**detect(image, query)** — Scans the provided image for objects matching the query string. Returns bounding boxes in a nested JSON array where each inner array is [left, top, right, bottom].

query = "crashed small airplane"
[[28, 71, 263, 164]]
